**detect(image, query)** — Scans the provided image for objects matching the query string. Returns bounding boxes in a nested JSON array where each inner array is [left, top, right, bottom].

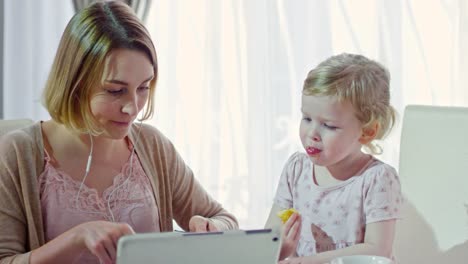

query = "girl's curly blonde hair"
[[303, 53, 396, 154]]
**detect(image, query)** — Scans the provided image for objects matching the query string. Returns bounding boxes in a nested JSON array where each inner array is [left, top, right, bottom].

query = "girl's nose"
[[308, 126, 321, 142]]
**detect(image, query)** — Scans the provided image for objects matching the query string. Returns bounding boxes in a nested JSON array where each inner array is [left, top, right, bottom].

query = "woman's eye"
[[138, 86, 150, 92], [107, 89, 125, 95], [302, 117, 312, 122]]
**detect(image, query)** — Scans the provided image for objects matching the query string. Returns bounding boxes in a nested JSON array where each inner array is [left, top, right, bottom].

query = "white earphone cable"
[[75, 133, 94, 206], [107, 120, 144, 222], [74, 121, 144, 222]]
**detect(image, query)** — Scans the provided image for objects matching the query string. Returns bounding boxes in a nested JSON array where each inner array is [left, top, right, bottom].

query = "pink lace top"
[[38, 144, 160, 263]]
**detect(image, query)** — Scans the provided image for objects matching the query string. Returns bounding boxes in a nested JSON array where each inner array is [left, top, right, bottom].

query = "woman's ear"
[[359, 122, 379, 144]]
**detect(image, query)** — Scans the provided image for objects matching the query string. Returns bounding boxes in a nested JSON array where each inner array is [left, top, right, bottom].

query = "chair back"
[[394, 105, 468, 263]]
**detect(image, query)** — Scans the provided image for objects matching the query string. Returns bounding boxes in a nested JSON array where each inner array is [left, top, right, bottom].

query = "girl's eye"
[[302, 117, 312, 122], [323, 123, 338, 130]]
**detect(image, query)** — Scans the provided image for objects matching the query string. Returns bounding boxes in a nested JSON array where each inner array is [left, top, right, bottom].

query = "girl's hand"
[[279, 212, 302, 260], [75, 221, 135, 264], [278, 256, 316, 264], [189, 215, 219, 232]]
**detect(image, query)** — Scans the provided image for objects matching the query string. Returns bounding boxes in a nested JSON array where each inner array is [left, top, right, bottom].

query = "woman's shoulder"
[[130, 122, 171, 143], [0, 122, 42, 153], [130, 122, 178, 157], [0, 122, 43, 180]]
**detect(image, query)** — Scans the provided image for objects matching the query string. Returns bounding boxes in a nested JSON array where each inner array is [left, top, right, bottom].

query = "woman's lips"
[[112, 121, 131, 127], [306, 147, 322, 155]]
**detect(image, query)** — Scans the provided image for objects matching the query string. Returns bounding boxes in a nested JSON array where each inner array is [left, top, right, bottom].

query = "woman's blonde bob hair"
[[43, 1, 157, 135], [303, 53, 396, 154]]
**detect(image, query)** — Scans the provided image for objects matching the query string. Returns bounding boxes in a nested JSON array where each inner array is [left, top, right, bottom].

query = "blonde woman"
[[0, 2, 237, 264]]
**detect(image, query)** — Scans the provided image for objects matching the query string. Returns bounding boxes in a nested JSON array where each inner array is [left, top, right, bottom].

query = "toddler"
[[266, 53, 403, 264]]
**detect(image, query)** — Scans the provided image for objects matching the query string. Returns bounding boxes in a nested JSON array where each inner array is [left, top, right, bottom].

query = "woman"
[[0, 2, 238, 264]]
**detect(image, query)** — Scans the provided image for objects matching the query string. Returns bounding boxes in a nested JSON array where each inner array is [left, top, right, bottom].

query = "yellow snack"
[[277, 208, 298, 223]]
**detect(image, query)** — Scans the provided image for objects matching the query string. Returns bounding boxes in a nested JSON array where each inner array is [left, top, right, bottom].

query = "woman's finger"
[[190, 219, 206, 232], [90, 241, 113, 264], [101, 236, 117, 263], [119, 223, 135, 235], [207, 219, 219, 232], [84, 222, 134, 264], [195, 223, 206, 232]]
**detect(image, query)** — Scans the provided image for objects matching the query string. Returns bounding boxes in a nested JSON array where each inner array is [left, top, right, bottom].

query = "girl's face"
[[300, 94, 365, 168], [90, 48, 154, 139]]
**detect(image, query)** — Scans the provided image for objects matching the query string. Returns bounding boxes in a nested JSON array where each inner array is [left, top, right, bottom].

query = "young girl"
[[265, 53, 402, 264]]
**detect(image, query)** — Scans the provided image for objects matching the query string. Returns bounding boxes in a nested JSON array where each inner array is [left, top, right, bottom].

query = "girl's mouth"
[[306, 147, 322, 155]]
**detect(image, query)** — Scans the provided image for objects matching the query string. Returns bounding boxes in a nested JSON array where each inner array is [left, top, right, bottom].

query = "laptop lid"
[[116, 228, 281, 264]]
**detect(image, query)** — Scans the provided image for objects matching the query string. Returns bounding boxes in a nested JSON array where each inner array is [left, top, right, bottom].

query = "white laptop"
[[116, 228, 282, 264]]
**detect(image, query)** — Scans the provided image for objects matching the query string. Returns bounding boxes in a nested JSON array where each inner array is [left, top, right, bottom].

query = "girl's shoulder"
[[361, 158, 400, 185], [281, 151, 312, 178], [285, 151, 311, 167], [365, 158, 398, 175]]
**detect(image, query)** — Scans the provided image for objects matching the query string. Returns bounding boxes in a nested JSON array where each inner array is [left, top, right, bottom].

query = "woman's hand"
[[75, 221, 135, 264], [30, 220, 135, 264], [189, 215, 219, 232], [279, 212, 302, 260]]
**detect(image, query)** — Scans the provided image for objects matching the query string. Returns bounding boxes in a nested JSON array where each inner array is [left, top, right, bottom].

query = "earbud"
[[85, 153, 92, 174]]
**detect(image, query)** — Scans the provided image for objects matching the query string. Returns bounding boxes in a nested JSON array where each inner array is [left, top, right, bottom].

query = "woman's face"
[[90, 48, 154, 139]]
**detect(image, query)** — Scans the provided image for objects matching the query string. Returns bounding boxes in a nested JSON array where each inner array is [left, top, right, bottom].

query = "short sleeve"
[[363, 164, 403, 224], [273, 152, 307, 209]]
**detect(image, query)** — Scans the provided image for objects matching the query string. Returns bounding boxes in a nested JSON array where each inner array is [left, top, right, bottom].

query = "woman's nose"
[[121, 95, 138, 115]]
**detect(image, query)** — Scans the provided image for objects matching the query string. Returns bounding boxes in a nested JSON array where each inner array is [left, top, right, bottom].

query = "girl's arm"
[[279, 219, 396, 264]]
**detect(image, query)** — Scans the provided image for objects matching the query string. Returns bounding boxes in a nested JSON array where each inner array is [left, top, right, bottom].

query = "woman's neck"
[[45, 120, 128, 162]]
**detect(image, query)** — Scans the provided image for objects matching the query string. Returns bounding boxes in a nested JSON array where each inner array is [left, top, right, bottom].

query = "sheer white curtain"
[[3, 0, 468, 229], [145, 0, 468, 229], [3, 0, 73, 119]]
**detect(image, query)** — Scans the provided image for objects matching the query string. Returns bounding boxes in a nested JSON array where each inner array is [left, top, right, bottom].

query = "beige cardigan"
[[0, 122, 238, 263]]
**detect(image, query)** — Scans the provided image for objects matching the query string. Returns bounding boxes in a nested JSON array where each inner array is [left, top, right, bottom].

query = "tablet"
[[116, 228, 282, 264]]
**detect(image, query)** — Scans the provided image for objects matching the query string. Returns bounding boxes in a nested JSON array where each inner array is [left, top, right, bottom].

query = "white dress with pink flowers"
[[274, 152, 403, 257]]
